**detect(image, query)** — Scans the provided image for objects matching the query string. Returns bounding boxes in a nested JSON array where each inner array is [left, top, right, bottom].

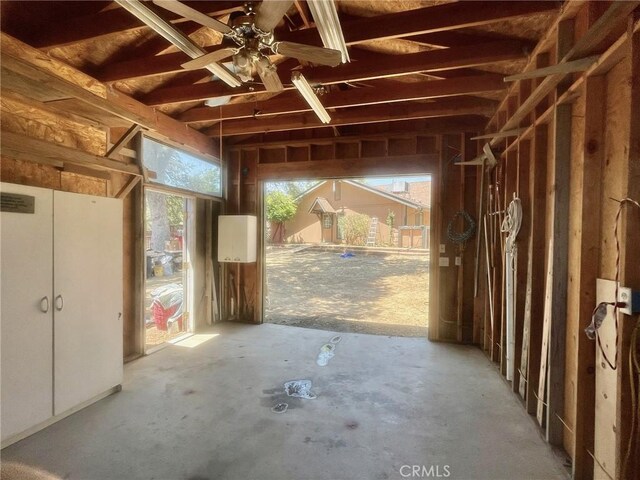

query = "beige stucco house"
[[282, 179, 431, 248]]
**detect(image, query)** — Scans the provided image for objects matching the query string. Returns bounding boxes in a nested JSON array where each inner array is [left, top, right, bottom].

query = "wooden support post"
[[522, 124, 548, 414], [617, 16, 640, 480], [428, 135, 444, 342], [568, 75, 604, 480], [546, 18, 574, 446]]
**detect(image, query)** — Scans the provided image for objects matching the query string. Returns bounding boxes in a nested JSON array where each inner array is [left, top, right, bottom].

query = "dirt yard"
[[265, 246, 429, 336]]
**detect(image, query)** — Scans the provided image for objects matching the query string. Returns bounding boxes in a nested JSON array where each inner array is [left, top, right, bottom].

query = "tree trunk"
[[147, 191, 170, 252]]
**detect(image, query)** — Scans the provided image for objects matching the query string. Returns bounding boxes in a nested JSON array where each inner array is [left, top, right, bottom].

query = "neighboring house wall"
[[285, 181, 431, 245]]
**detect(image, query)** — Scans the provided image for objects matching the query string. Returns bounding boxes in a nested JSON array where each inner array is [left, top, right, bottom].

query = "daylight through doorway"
[[144, 190, 192, 351], [263, 176, 431, 336]]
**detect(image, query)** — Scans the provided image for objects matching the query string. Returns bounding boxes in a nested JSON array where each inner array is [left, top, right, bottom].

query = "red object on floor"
[[152, 302, 182, 331]]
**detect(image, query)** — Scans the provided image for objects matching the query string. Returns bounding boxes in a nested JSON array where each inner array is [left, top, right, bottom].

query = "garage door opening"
[[263, 176, 431, 336]]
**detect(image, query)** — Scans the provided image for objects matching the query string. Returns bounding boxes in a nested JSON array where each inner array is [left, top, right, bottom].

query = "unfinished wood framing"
[[2, 1, 640, 478]]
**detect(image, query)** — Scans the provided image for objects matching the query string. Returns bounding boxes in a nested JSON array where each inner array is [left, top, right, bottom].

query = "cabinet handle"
[[40, 296, 50, 313], [55, 294, 64, 312], [234, 257, 240, 261]]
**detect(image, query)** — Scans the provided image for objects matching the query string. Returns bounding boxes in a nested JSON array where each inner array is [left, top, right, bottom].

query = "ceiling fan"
[[152, 0, 344, 92]]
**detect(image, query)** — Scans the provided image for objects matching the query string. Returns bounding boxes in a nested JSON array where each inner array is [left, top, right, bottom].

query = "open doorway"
[[263, 176, 431, 336], [144, 189, 194, 351]]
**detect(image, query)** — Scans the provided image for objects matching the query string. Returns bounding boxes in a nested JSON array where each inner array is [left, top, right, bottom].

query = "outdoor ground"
[[265, 246, 429, 336], [145, 273, 186, 349]]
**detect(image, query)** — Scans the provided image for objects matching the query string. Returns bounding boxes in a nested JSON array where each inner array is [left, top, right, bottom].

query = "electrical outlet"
[[618, 286, 640, 315]]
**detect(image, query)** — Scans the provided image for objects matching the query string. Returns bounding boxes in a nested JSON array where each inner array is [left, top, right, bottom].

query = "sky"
[[363, 175, 431, 186]]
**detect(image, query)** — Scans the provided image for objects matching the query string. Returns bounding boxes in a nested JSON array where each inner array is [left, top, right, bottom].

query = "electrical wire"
[[616, 197, 640, 479], [623, 320, 640, 479], [589, 198, 640, 370]]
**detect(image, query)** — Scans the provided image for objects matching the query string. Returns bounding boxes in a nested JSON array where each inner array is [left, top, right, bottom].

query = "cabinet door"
[[218, 216, 257, 262], [218, 215, 238, 262], [1, 183, 53, 442], [53, 191, 123, 415]]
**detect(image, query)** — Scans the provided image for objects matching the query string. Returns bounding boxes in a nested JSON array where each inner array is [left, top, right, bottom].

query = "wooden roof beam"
[[491, 0, 639, 144], [206, 97, 497, 136], [28, 1, 240, 50], [229, 117, 487, 148], [178, 74, 505, 124], [278, 1, 560, 46], [1, 130, 141, 176], [143, 40, 525, 106], [0, 32, 218, 157], [96, 1, 550, 83]]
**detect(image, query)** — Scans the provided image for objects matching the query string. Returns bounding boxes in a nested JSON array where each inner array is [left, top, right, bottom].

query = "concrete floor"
[[2, 322, 567, 480]]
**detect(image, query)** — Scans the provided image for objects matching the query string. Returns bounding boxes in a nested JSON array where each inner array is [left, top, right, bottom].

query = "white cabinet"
[[0, 183, 123, 445], [1, 184, 54, 441], [218, 215, 257, 263]]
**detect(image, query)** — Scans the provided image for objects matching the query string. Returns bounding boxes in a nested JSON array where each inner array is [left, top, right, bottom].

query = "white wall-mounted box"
[[218, 215, 257, 263]]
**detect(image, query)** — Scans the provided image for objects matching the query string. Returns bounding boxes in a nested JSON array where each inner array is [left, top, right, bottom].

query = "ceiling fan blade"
[[275, 41, 341, 67], [254, 0, 294, 33], [152, 0, 232, 34], [255, 57, 284, 92], [181, 48, 236, 70]]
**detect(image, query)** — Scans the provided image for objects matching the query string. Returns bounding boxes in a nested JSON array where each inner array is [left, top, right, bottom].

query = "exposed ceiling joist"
[[95, 2, 547, 83], [206, 97, 496, 136], [490, 0, 639, 146], [27, 1, 241, 50], [143, 40, 526, 106], [277, 1, 559, 46], [178, 74, 506, 124], [229, 117, 488, 148]]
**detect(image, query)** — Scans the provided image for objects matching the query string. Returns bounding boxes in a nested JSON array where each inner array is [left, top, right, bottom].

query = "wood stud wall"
[[475, 4, 640, 479]]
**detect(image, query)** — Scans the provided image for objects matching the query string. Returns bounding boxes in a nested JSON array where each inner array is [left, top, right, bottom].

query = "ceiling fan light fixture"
[[306, 0, 350, 63], [255, 56, 283, 92], [291, 72, 331, 124], [116, 0, 241, 88]]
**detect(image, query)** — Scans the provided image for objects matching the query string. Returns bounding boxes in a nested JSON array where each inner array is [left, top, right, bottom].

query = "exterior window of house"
[[333, 181, 341, 201], [323, 213, 333, 229], [415, 211, 423, 226]]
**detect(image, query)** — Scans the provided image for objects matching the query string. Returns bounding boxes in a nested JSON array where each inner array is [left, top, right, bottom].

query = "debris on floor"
[[284, 379, 316, 399], [317, 343, 336, 366], [271, 403, 288, 414], [340, 252, 355, 258]]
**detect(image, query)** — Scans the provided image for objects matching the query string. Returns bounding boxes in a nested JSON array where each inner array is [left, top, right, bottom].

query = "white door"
[[53, 191, 123, 414], [1, 183, 54, 441]]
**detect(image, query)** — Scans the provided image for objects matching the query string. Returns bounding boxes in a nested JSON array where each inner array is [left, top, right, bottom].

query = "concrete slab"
[[2, 323, 568, 480]]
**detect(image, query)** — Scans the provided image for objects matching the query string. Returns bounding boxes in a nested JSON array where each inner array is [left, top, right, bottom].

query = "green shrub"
[[338, 213, 371, 246]]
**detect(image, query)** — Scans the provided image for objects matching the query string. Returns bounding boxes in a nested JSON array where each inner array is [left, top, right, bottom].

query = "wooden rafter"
[[142, 41, 525, 106], [229, 117, 487, 147], [0, 32, 217, 156], [205, 97, 496, 136], [278, 1, 559, 46], [178, 74, 505, 124], [27, 1, 241, 49], [490, 0, 639, 146], [1, 130, 141, 176], [95, 1, 551, 83]]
